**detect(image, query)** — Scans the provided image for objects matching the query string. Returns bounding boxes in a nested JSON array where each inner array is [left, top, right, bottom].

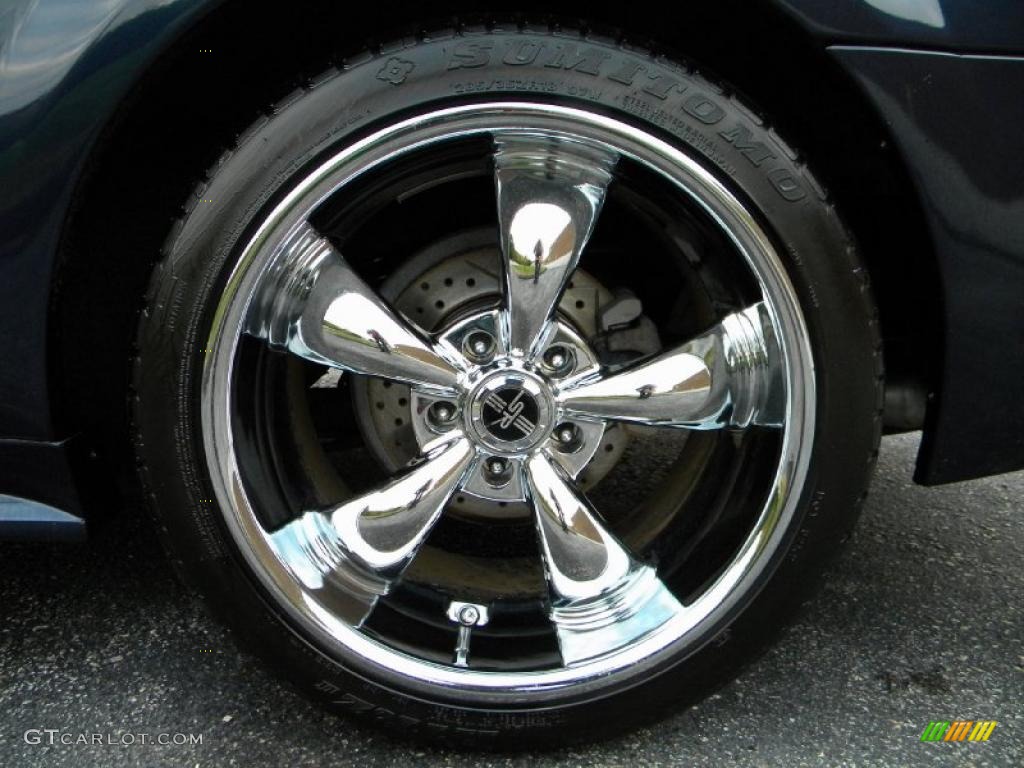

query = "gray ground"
[[0, 433, 1020, 767]]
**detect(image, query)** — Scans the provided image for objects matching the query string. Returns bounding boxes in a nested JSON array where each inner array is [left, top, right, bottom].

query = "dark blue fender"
[[0, 0, 213, 529], [777, 0, 1024, 52], [0, 0, 210, 439], [826, 46, 1024, 482]]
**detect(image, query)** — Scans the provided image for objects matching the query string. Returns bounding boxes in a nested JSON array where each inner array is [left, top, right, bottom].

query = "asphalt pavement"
[[0, 433, 1021, 767]]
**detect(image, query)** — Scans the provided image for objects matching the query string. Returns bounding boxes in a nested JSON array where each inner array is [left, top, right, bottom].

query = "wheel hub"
[[353, 240, 630, 512], [409, 307, 608, 504]]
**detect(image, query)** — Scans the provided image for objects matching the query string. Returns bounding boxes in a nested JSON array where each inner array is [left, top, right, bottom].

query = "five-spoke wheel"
[[136, 30, 880, 746], [202, 105, 811, 682]]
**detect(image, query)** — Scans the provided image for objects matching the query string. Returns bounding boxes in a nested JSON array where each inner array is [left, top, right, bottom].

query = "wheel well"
[[52, 0, 939, 489]]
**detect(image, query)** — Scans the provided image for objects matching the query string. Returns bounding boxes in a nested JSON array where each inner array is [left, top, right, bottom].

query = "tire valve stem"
[[446, 601, 489, 668]]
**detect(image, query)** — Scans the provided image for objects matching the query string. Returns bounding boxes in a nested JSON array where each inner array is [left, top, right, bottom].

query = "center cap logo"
[[468, 372, 553, 452], [482, 387, 539, 441]]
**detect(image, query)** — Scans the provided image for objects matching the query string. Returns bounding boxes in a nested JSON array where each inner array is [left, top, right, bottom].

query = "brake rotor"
[[351, 230, 630, 520]]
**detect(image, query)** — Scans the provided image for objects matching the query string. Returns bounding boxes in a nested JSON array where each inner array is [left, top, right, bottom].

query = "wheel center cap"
[[482, 386, 540, 441], [466, 371, 554, 454]]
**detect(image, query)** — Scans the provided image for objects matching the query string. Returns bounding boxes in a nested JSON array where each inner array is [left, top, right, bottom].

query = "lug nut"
[[483, 456, 512, 486], [427, 400, 458, 431], [485, 457, 507, 476], [553, 422, 582, 452], [542, 344, 575, 377], [463, 330, 496, 364]]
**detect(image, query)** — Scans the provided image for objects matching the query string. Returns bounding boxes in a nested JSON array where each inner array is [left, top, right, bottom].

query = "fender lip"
[[0, 435, 86, 540], [0, 496, 86, 542]]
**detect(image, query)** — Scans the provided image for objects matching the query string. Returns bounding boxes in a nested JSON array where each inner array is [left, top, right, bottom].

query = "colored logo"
[[920, 720, 997, 742]]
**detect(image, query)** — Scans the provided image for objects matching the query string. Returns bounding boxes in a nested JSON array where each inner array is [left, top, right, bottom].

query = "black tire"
[[133, 24, 882, 749]]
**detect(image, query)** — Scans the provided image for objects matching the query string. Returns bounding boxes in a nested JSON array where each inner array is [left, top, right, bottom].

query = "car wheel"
[[133, 25, 882, 748]]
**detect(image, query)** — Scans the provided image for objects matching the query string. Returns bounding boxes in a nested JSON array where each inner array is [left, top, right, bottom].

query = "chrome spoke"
[[251, 221, 461, 395], [557, 302, 785, 429], [269, 435, 475, 626], [493, 135, 617, 362], [523, 453, 682, 666]]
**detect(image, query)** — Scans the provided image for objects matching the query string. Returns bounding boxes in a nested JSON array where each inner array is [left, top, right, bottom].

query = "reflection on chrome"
[[269, 435, 475, 625], [558, 302, 785, 429], [494, 135, 617, 363], [524, 453, 683, 665], [252, 221, 461, 395]]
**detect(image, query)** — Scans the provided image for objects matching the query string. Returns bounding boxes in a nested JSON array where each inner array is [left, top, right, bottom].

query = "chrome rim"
[[201, 103, 815, 699]]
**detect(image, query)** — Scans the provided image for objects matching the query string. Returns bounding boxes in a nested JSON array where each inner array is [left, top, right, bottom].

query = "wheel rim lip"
[[200, 102, 816, 699]]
